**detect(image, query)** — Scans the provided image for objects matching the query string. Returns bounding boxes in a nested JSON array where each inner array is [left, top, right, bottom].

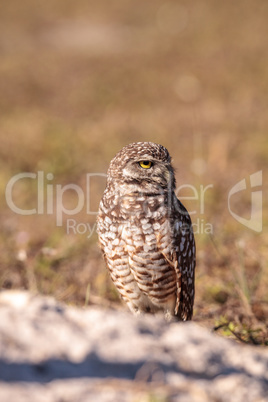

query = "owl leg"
[[125, 300, 141, 316]]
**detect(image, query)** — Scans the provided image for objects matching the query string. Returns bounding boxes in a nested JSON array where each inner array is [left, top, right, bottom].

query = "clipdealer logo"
[[5, 170, 263, 236]]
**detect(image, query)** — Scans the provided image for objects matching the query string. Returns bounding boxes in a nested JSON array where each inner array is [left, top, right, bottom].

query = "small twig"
[[213, 323, 229, 332], [227, 327, 248, 344]]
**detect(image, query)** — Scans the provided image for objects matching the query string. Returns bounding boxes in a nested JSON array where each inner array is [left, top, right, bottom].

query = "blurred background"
[[0, 0, 267, 344]]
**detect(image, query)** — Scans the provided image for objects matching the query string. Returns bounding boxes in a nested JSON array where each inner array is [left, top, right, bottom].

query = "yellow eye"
[[139, 161, 152, 169]]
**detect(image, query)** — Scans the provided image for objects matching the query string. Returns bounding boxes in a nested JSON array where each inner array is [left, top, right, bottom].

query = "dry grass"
[[0, 0, 267, 345]]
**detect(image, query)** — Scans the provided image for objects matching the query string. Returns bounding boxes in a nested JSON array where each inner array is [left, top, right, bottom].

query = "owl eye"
[[139, 161, 152, 169]]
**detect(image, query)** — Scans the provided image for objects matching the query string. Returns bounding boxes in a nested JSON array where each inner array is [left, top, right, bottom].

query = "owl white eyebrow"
[[134, 154, 155, 160], [134, 158, 156, 163]]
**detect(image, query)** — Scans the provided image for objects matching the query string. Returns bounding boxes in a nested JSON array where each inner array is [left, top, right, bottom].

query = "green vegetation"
[[0, 0, 267, 345]]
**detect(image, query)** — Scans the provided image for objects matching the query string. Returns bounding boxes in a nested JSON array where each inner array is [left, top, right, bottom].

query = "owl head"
[[107, 142, 176, 193]]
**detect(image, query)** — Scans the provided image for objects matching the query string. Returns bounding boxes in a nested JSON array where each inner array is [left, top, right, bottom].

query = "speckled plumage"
[[97, 142, 195, 320]]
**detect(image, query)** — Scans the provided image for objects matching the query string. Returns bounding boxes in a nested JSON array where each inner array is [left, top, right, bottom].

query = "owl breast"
[[98, 192, 178, 316]]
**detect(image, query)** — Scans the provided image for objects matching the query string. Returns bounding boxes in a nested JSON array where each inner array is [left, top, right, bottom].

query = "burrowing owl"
[[97, 142, 195, 320]]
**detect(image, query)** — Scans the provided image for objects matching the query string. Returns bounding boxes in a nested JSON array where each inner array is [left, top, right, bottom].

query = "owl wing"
[[174, 198, 195, 320], [159, 197, 195, 320], [159, 250, 182, 317]]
